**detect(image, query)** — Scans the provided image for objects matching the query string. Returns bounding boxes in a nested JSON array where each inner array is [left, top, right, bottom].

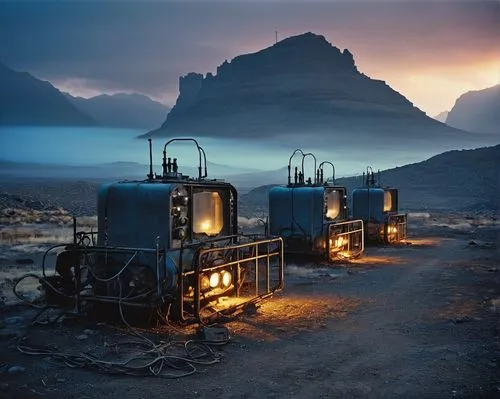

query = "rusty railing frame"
[[326, 219, 365, 260]]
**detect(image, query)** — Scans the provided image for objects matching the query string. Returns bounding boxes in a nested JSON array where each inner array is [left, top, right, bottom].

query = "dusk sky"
[[0, 0, 498, 116]]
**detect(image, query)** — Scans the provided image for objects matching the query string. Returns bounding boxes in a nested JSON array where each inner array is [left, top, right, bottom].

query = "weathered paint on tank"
[[97, 182, 176, 249], [97, 182, 179, 289], [269, 186, 325, 241], [352, 187, 385, 223], [269, 185, 347, 241]]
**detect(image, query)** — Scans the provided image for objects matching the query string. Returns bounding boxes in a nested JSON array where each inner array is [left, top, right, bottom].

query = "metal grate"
[[190, 235, 284, 322], [327, 219, 365, 260]]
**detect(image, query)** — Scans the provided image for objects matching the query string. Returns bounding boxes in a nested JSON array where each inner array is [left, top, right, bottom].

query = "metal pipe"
[[80, 245, 159, 254], [266, 242, 270, 293], [155, 236, 161, 296], [318, 161, 335, 185], [255, 244, 259, 296], [82, 296, 154, 308], [72, 217, 81, 313], [301, 153, 317, 184], [366, 166, 374, 187], [287, 149, 305, 185], [184, 251, 281, 273], [162, 138, 203, 179], [199, 146, 208, 178], [147, 138, 154, 180]]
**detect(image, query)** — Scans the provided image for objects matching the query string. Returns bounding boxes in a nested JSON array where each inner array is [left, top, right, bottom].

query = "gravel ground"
[[0, 212, 498, 399]]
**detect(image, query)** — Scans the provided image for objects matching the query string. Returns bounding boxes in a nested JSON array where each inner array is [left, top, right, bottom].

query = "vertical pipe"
[[73, 217, 81, 313], [255, 244, 259, 297], [361, 221, 365, 254], [326, 224, 331, 262], [148, 138, 153, 180], [194, 255, 201, 320], [279, 239, 284, 289], [266, 242, 270, 293], [235, 247, 240, 297], [177, 245, 187, 322], [155, 236, 161, 296], [162, 149, 167, 177]]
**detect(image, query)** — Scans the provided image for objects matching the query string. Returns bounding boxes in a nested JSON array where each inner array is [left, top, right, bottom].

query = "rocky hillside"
[[145, 32, 473, 149], [338, 145, 500, 211], [0, 61, 95, 126], [241, 144, 500, 213], [66, 93, 170, 130], [446, 84, 500, 134]]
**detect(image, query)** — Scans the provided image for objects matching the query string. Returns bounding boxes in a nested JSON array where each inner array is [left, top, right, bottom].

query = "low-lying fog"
[[1, 126, 497, 181]]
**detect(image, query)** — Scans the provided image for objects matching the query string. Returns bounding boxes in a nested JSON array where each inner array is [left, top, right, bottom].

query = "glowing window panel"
[[384, 191, 393, 212], [193, 191, 223, 235], [325, 190, 341, 219]]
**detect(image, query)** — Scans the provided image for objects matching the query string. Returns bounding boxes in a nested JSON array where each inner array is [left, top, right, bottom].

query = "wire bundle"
[[17, 336, 226, 378], [12, 271, 231, 379]]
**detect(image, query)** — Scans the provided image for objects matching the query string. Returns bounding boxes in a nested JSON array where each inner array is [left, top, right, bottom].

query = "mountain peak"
[[273, 32, 330, 48], [446, 84, 500, 134], [221, 31, 356, 75], [146, 32, 435, 140], [0, 61, 95, 126]]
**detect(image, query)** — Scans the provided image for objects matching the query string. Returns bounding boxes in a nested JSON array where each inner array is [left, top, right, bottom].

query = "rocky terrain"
[[0, 213, 498, 398], [0, 181, 99, 217], [0, 140, 498, 399], [446, 84, 500, 134]]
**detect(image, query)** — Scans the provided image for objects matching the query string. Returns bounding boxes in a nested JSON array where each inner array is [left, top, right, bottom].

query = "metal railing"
[[384, 213, 408, 243], [326, 219, 365, 260], [41, 228, 284, 324], [189, 235, 284, 323]]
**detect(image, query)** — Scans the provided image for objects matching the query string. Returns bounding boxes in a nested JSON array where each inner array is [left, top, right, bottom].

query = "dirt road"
[[1, 218, 499, 398]]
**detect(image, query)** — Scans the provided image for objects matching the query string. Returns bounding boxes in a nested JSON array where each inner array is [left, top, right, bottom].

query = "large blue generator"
[[352, 167, 407, 243], [46, 139, 284, 324], [268, 149, 364, 261]]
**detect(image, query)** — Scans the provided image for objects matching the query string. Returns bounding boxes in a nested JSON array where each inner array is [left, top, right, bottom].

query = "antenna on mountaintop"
[[275, 30, 278, 44]]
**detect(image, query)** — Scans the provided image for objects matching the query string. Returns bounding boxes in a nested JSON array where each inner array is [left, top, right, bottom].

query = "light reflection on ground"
[[227, 293, 362, 341]]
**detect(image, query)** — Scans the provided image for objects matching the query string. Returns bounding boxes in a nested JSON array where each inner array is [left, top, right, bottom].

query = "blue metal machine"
[[44, 139, 284, 324], [352, 167, 408, 243], [268, 149, 364, 261]]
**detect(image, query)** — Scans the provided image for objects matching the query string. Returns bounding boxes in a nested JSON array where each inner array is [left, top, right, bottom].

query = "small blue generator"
[[352, 167, 408, 243], [268, 149, 364, 261]]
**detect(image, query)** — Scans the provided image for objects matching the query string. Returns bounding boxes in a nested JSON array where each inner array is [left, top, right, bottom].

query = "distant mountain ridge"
[[0, 61, 95, 126], [446, 84, 500, 134], [241, 144, 500, 214], [65, 93, 170, 130], [145, 32, 473, 148]]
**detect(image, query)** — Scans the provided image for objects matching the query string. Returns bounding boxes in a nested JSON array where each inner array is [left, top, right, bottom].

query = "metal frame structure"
[[326, 219, 364, 261], [270, 149, 365, 262], [190, 236, 284, 322], [42, 227, 284, 324], [383, 213, 408, 244], [39, 137, 286, 325]]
